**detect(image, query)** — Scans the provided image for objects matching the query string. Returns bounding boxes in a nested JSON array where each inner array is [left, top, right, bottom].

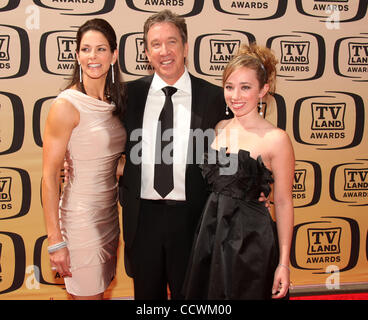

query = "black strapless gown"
[[183, 148, 279, 300]]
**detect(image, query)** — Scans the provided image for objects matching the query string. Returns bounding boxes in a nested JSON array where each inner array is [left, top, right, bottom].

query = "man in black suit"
[[119, 10, 229, 300]]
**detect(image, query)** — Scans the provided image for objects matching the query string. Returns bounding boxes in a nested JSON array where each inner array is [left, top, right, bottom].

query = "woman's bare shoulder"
[[48, 97, 79, 128], [215, 119, 232, 131]]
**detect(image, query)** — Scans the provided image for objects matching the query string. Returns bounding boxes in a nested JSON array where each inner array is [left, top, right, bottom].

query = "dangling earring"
[[111, 63, 115, 84], [79, 62, 82, 83], [225, 105, 229, 115], [259, 97, 263, 116]]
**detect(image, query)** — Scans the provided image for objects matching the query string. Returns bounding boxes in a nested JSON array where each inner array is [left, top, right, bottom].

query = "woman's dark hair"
[[66, 18, 126, 118]]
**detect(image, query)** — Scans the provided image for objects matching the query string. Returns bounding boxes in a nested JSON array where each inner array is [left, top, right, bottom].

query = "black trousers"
[[130, 199, 199, 300]]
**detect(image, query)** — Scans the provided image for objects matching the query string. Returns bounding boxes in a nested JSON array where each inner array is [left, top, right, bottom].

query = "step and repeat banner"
[[0, 1, 367, 299]]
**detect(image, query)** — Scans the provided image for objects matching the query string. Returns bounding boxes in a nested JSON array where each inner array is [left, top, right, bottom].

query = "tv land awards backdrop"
[[0, 0, 367, 300]]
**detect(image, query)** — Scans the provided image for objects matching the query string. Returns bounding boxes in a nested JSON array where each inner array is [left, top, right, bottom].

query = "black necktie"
[[154, 86, 177, 198]]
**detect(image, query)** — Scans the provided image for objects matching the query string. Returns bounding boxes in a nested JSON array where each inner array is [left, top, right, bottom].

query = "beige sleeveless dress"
[[57, 89, 126, 296]]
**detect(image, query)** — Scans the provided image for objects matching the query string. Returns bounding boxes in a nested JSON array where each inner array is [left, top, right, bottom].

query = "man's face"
[[145, 22, 188, 85]]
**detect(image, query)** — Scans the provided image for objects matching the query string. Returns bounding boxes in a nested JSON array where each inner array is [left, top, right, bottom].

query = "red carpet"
[[291, 292, 368, 300]]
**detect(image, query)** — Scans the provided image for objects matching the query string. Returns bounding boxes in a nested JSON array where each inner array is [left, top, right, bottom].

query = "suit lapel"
[[132, 75, 153, 131], [124, 75, 153, 195], [187, 73, 208, 169], [189, 73, 205, 131]]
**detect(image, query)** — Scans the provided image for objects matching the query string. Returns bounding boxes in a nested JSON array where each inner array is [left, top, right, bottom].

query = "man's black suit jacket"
[[119, 73, 227, 277]]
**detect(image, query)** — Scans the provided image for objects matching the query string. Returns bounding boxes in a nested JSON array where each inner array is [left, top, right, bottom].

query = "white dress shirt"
[[141, 68, 192, 200]]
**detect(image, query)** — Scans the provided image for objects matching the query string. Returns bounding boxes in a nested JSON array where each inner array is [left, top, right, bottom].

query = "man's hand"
[[63, 159, 71, 184], [259, 192, 271, 209]]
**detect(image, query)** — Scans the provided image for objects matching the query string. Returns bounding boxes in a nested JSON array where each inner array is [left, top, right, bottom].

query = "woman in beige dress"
[[42, 19, 126, 300]]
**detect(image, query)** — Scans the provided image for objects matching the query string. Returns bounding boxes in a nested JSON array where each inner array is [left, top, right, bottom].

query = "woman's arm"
[[42, 98, 78, 277], [269, 129, 295, 299]]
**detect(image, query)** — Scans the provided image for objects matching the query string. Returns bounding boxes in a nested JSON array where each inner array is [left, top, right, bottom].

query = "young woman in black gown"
[[183, 43, 294, 300]]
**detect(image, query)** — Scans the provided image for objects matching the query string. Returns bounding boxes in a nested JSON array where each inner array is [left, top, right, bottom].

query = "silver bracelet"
[[48, 241, 67, 253], [278, 263, 290, 271]]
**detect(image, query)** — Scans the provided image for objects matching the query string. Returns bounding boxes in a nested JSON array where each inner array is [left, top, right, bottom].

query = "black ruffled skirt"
[[182, 192, 279, 300]]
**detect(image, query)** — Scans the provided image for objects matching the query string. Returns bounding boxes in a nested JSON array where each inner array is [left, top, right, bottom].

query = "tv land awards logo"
[[307, 227, 342, 256], [280, 40, 310, 66], [126, 0, 204, 16], [266, 32, 325, 81], [40, 30, 77, 76], [334, 35, 368, 82], [0, 168, 31, 220], [295, 0, 367, 22], [348, 42, 368, 66], [194, 30, 256, 80], [209, 39, 241, 66], [213, 0, 287, 20], [0, 24, 29, 79], [291, 216, 360, 273], [329, 159, 368, 206], [119, 32, 153, 77], [311, 102, 345, 131], [0, 35, 10, 65], [292, 160, 322, 208], [32, 0, 115, 15], [293, 91, 364, 150], [0, 176, 11, 204]]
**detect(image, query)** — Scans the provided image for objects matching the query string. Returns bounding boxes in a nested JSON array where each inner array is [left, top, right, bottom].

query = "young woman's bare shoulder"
[[266, 127, 294, 154], [215, 119, 231, 131]]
